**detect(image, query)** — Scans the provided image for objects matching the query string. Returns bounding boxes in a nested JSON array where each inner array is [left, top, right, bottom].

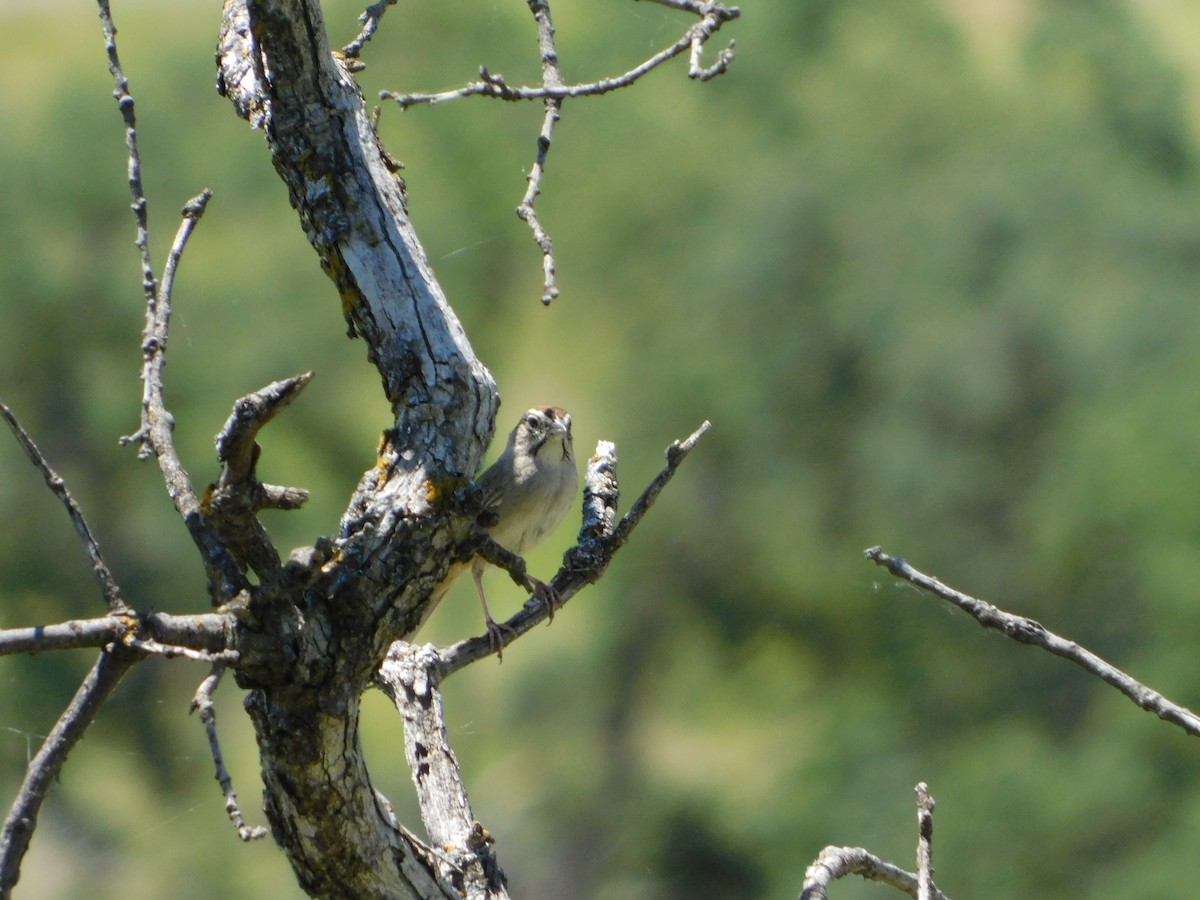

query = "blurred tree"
[[5, 0, 1200, 898]]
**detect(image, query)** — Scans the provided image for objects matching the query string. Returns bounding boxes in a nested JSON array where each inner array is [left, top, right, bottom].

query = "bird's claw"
[[528, 576, 560, 624], [485, 615, 517, 662]]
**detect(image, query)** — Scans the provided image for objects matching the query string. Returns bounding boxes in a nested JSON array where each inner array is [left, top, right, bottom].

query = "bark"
[[214, 1, 501, 895]]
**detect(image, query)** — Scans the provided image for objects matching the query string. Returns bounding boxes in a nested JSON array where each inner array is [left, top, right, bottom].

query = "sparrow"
[[471, 406, 578, 656]]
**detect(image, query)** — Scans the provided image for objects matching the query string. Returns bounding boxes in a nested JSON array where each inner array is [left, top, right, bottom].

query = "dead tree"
[[0, 1, 733, 897]]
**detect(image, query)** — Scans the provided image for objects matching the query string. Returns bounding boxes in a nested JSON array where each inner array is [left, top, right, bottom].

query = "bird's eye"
[[525, 413, 541, 428]]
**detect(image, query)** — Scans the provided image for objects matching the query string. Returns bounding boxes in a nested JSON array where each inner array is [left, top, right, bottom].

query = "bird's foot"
[[485, 615, 517, 662], [527, 576, 560, 624]]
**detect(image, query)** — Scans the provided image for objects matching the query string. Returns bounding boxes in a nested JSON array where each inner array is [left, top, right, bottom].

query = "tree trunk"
[[216, 1, 502, 895]]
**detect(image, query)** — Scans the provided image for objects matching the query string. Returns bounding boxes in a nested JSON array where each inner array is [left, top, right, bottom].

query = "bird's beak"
[[551, 416, 571, 459]]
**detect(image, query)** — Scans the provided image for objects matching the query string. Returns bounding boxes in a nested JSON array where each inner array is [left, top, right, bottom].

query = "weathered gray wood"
[[217, 1, 499, 895]]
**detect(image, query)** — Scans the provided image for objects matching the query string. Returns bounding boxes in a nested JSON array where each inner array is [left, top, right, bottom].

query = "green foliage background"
[[4, 0, 1200, 897]]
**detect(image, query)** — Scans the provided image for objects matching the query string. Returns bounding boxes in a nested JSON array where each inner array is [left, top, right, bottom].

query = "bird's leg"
[[474, 569, 516, 661]]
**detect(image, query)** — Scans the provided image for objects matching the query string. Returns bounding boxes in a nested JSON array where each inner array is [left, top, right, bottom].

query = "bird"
[[470, 406, 578, 657]]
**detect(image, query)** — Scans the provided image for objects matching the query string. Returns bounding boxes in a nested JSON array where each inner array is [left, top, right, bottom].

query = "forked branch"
[[101, 0, 241, 604], [799, 783, 950, 900], [0, 400, 139, 893], [382, 2, 740, 108], [380, 0, 739, 303], [120, 189, 246, 604], [800, 846, 950, 900]]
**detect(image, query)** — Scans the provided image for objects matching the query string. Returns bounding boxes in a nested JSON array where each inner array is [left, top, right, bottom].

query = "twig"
[[342, 0, 397, 59], [103, 0, 244, 605], [799, 788, 947, 900], [125, 637, 239, 665], [675, 1, 738, 80], [191, 666, 269, 842], [799, 845, 951, 900], [915, 783, 936, 900], [0, 648, 137, 894], [609, 420, 709, 552], [438, 422, 709, 674], [864, 546, 1200, 738], [97, 0, 155, 306], [1, 402, 125, 612], [119, 192, 246, 604], [380, 0, 738, 303], [122, 191, 207, 459], [383, 1, 740, 109], [517, 0, 565, 305]]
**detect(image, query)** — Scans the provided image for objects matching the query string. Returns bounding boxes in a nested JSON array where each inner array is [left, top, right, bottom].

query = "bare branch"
[[105, 0, 243, 604], [1, 402, 125, 612], [162, 191, 213, 311], [608, 419, 709, 552], [0, 649, 137, 895], [215, 373, 313, 480], [119, 190, 247, 604], [517, 116, 558, 305], [799, 845, 952, 900], [96, 0, 155, 304], [191, 666, 269, 842], [915, 783, 936, 900], [0, 619, 124, 655], [380, 1, 738, 302], [342, 0, 397, 59], [120, 191, 201, 453], [798, 785, 947, 899], [516, 0, 565, 305], [377, 644, 510, 899], [0, 610, 233, 657], [384, 44, 694, 107], [438, 422, 708, 674], [382, 1, 740, 109], [864, 546, 1200, 738], [207, 374, 313, 579], [125, 637, 239, 665]]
